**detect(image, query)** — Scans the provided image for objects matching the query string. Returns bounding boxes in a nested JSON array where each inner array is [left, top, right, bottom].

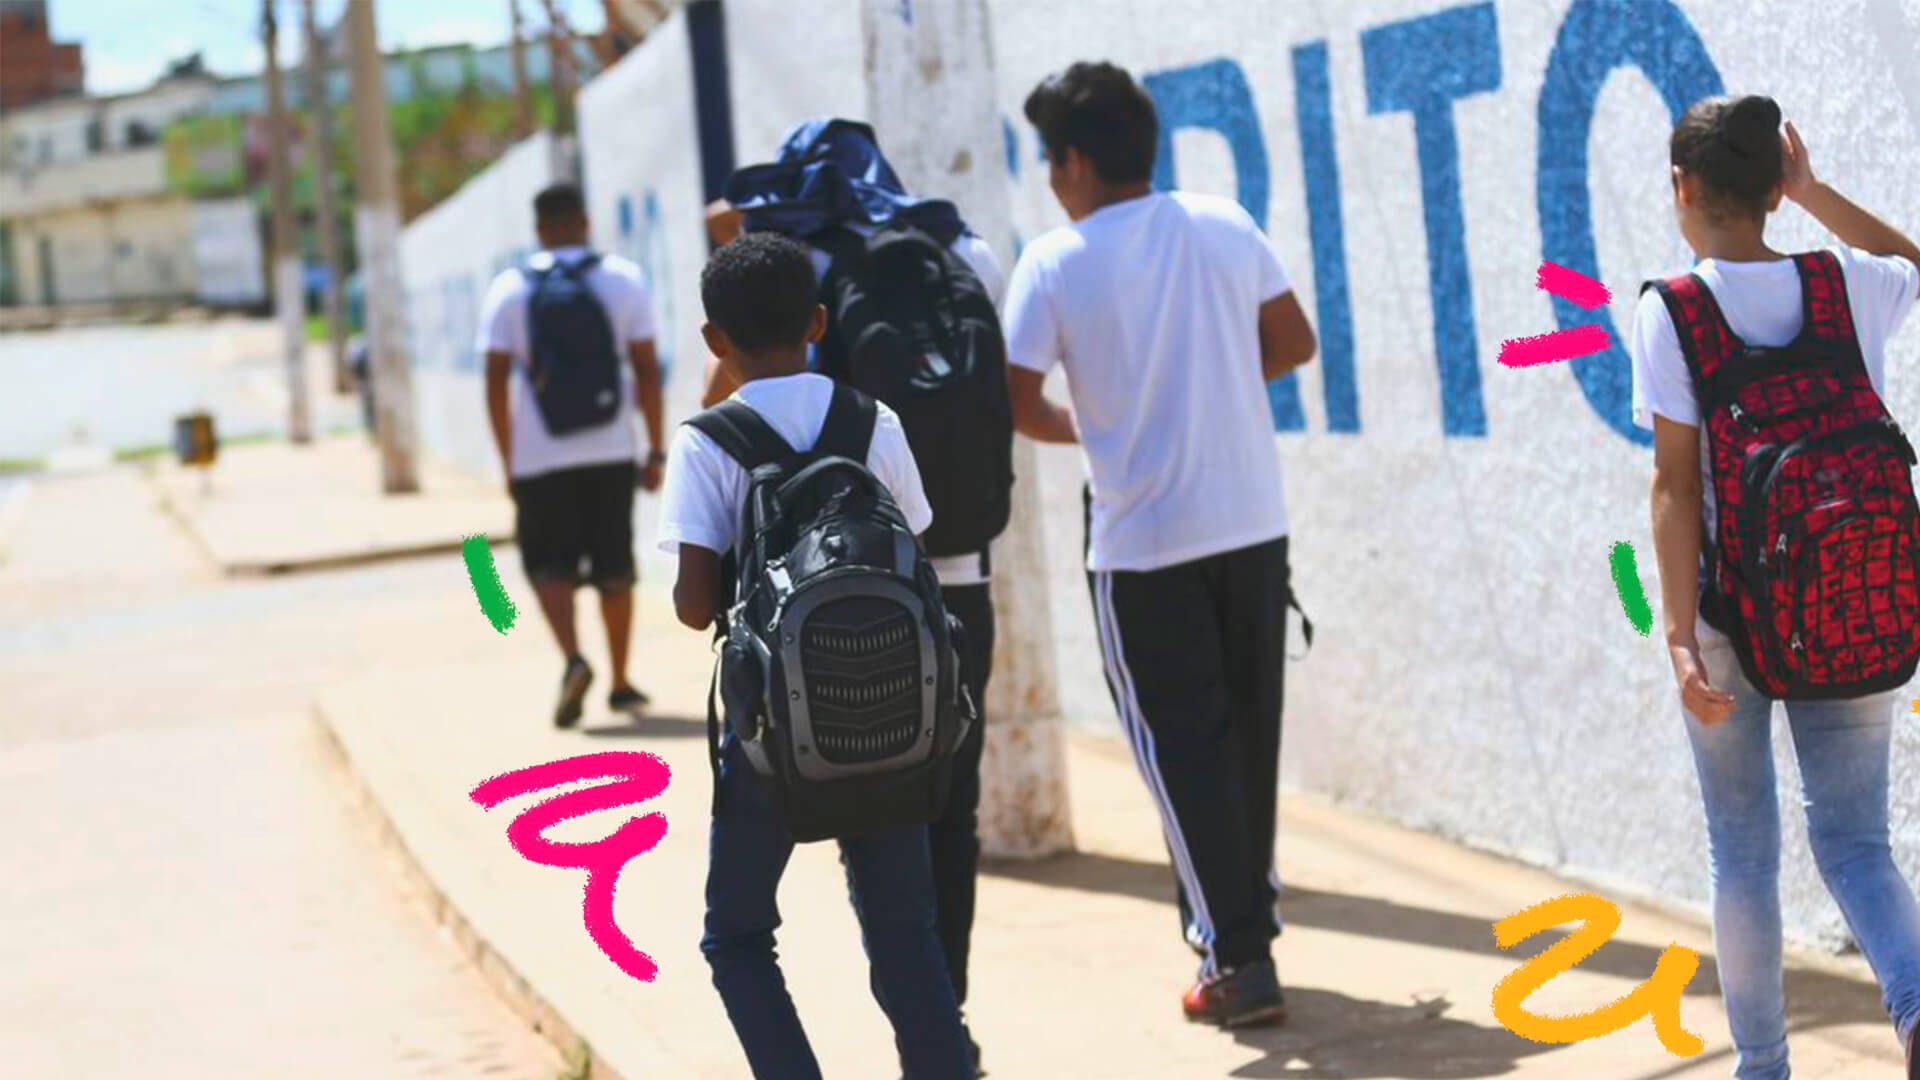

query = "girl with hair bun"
[[1632, 94, 1920, 1079]]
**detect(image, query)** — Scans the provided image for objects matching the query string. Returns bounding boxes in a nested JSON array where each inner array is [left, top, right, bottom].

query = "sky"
[[52, 0, 606, 96]]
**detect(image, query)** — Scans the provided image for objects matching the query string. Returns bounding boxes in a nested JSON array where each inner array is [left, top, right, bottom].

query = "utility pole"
[[302, 0, 349, 394], [859, 0, 1074, 858], [538, 0, 577, 136], [263, 0, 313, 444], [508, 0, 535, 138], [346, 0, 419, 492]]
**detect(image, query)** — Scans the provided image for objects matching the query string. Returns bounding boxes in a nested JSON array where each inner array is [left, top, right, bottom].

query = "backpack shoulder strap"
[[813, 383, 877, 462], [1641, 271, 1738, 387], [686, 400, 795, 471], [1793, 250, 1857, 345]]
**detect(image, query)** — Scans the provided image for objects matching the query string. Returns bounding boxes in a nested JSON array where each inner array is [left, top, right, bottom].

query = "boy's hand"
[[1781, 120, 1818, 204]]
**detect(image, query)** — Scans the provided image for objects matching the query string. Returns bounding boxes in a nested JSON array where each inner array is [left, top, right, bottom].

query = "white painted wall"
[[411, 0, 1920, 949], [189, 197, 264, 306]]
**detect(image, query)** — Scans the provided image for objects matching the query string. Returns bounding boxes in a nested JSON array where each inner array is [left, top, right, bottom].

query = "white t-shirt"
[[478, 246, 656, 479], [656, 372, 934, 560], [1003, 191, 1293, 573], [809, 227, 1005, 587], [1630, 246, 1920, 534]]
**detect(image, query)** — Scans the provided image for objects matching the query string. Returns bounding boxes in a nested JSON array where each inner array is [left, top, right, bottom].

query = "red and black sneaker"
[[1181, 958, 1286, 1028]]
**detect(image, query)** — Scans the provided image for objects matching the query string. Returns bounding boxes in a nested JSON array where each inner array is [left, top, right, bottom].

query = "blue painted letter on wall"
[[1292, 41, 1358, 434], [1537, 0, 1722, 446], [1362, 2, 1501, 437]]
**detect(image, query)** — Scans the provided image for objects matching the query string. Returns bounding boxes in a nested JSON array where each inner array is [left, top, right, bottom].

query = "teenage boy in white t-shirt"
[[481, 182, 665, 728], [656, 233, 972, 1080], [1001, 60, 1318, 1028]]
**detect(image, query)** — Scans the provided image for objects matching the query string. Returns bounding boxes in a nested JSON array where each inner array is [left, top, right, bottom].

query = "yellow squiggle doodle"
[[1490, 891, 1704, 1056]]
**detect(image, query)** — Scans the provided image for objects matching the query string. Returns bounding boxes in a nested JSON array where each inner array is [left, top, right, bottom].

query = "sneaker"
[[554, 655, 593, 729], [1181, 958, 1286, 1028], [608, 685, 651, 713]]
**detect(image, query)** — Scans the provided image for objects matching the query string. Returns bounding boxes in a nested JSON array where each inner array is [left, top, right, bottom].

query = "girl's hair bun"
[[1722, 95, 1782, 158]]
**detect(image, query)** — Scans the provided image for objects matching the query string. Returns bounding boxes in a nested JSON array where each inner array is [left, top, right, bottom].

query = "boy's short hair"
[[1023, 61, 1158, 185], [700, 233, 819, 353], [533, 182, 587, 224]]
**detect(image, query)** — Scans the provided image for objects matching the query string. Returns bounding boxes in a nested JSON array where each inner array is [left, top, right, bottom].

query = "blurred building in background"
[[0, 56, 219, 309], [0, 0, 84, 111], [0, 1, 607, 315]]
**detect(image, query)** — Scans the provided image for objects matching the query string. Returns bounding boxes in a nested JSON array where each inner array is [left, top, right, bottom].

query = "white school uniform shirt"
[[656, 372, 934, 561], [477, 245, 656, 479], [1002, 191, 1294, 573], [1630, 246, 1920, 536], [806, 226, 1006, 587]]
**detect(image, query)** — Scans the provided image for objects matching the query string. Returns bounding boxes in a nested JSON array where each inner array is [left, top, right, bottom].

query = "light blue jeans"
[[1688, 630, 1920, 1078]]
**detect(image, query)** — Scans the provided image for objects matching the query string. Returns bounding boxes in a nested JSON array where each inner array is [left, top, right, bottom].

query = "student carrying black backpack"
[[660, 233, 975, 1079], [715, 120, 1013, 1067], [694, 383, 975, 841]]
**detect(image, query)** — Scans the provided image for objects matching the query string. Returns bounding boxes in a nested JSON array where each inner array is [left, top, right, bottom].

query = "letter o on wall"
[[1536, 0, 1723, 447]]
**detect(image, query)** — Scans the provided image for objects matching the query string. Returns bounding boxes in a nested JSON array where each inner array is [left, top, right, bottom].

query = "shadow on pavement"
[[577, 713, 707, 739], [984, 851, 1892, 1052], [1226, 987, 1548, 1078]]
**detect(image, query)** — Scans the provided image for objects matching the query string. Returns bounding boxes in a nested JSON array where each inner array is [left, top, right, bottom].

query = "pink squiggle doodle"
[[1536, 260, 1612, 310], [469, 751, 671, 982], [1498, 323, 1612, 369]]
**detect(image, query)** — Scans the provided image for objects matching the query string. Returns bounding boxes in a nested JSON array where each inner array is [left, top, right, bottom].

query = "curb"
[[145, 463, 515, 578], [310, 704, 623, 1080]]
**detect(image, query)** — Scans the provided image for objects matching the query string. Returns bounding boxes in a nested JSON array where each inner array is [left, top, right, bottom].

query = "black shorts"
[[510, 461, 637, 590]]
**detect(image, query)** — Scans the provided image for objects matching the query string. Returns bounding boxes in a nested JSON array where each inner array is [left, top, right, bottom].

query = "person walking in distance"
[[705, 118, 1013, 1073], [1634, 95, 1920, 1080], [481, 182, 666, 727], [1002, 61, 1317, 1027]]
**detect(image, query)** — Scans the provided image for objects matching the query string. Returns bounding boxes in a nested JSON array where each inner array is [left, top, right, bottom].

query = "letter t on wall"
[[1361, 2, 1501, 437]]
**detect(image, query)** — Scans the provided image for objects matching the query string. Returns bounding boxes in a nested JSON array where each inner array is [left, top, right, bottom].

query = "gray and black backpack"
[[692, 384, 974, 842]]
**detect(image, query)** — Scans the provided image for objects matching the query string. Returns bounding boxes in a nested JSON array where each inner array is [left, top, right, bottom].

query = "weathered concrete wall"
[[438, 0, 1920, 949]]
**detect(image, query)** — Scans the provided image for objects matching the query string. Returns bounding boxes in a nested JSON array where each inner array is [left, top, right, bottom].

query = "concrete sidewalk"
[[317, 588, 1906, 1080], [150, 436, 513, 574]]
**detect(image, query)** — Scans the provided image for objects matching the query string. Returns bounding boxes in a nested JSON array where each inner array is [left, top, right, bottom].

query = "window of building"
[[125, 120, 155, 148]]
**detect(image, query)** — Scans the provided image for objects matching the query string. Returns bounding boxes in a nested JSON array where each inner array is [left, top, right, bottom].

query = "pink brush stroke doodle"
[[1499, 260, 1616, 368], [1499, 323, 1613, 368], [1535, 260, 1612, 310], [470, 750, 672, 981]]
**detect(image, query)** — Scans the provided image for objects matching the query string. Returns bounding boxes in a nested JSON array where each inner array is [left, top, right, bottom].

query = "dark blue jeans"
[[702, 740, 972, 1080]]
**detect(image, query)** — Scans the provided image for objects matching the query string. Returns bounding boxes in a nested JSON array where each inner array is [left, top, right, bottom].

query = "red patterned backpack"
[[1645, 250, 1920, 699]]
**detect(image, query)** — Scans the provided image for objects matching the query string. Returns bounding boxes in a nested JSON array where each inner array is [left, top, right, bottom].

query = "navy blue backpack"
[[524, 253, 622, 435]]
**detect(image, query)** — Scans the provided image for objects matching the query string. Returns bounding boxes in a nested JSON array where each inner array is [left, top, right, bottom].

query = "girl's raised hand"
[[1781, 120, 1817, 203]]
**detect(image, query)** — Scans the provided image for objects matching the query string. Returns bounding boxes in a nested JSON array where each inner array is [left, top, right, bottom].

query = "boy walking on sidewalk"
[[657, 233, 973, 1080], [1005, 61, 1318, 1027]]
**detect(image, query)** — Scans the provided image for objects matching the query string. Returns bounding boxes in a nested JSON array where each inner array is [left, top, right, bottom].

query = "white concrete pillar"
[[859, 0, 1074, 859]]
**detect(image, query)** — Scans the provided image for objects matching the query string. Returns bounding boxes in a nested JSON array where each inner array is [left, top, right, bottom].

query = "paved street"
[[0, 465, 560, 1079], [0, 320, 356, 463]]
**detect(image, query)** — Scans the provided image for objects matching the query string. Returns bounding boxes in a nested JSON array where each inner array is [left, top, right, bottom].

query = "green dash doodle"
[[1609, 541, 1653, 637], [462, 533, 518, 634]]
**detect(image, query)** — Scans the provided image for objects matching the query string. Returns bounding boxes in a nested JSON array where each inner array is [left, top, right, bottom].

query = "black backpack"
[[524, 253, 622, 435], [691, 383, 975, 842], [812, 225, 1013, 558]]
